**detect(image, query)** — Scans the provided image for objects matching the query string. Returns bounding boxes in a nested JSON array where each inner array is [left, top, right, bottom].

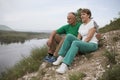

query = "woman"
[[53, 8, 98, 74]]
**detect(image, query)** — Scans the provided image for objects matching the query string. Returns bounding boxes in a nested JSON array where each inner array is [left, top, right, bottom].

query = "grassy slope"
[[98, 17, 120, 80], [99, 17, 120, 33]]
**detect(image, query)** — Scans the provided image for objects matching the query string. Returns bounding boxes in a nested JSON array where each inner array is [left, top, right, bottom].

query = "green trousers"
[[58, 34, 98, 66]]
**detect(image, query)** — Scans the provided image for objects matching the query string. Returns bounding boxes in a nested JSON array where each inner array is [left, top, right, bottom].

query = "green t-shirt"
[[56, 22, 81, 37]]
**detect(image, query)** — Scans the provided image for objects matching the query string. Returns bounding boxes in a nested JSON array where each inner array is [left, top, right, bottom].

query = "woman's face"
[[81, 12, 90, 23]]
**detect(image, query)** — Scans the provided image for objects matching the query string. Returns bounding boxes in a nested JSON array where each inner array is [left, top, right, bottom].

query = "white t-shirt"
[[78, 20, 98, 44]]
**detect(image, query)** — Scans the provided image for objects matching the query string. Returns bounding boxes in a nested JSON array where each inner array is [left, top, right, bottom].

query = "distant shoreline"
[[0, 30, 50, 44]]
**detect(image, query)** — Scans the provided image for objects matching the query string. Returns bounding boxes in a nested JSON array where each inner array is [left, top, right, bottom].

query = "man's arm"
[[47, 30, 57, 46]]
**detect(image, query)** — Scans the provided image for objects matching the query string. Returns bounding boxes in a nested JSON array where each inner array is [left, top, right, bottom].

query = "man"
[[44, 12, 82, 63]]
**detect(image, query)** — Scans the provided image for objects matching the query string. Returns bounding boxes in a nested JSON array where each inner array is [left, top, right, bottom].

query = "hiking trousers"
[[58, 34, 98, 66]]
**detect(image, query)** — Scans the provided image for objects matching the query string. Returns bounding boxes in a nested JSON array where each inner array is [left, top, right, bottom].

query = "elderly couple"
[[44, 8, 99, 74]]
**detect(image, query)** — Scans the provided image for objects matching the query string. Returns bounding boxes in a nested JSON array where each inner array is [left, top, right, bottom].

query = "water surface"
[[0, 39, 47, 73]]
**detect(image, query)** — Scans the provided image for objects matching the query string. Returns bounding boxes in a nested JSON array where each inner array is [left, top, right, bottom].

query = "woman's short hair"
[[81, 8, 91, 18]]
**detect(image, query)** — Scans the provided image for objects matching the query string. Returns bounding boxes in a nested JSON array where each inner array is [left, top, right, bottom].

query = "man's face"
[[67, 14, 76, 25]]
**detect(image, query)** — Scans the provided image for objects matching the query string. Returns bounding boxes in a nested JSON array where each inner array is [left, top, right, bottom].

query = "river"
[[0, 39, 47, 73]]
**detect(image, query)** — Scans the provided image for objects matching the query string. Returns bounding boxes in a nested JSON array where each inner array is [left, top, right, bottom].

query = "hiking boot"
[[44, 55, 52, 61], [46, 56, 57, 63]]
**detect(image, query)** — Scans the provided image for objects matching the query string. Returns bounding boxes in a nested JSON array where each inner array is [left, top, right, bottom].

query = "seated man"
[[44, 12, 82, 63]]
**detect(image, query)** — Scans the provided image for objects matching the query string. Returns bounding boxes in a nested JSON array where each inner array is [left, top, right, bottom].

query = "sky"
[[0, 0, 120, 32]]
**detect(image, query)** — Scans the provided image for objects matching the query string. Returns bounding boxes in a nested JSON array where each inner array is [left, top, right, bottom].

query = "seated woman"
[[53, 8, 98, 74]]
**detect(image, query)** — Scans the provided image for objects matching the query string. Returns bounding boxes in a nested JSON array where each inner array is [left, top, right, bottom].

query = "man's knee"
[[66, 34, 74, 40], [54, 34, 62, 43]]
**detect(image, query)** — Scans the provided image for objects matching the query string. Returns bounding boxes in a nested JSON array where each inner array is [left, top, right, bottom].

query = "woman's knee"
[[72, 40, 84, 47], [71, 41, 79, 46]]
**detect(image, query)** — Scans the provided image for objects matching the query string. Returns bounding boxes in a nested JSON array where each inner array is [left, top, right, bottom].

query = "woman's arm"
[[84, 27, 96, 42]]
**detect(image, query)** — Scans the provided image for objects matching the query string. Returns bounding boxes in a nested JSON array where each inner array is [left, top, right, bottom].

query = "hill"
[[0, 25, 13, 31], [99, 17, 120, 33], [17, 17, 120, 80]]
